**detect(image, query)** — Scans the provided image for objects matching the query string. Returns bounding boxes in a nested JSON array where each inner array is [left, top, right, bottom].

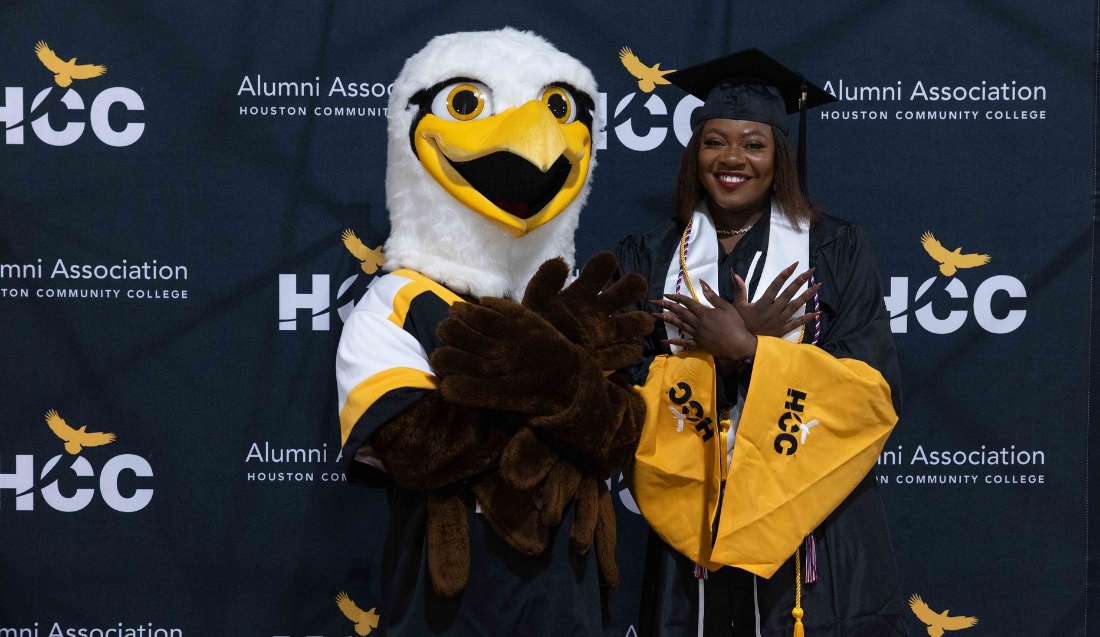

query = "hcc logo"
[[1, 41, 144, 147]]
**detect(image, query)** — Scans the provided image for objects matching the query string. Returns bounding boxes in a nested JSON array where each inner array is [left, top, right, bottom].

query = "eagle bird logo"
[[668, 405, 687, 432], [342, 229, 385, 275], [336, 591, 380, 636], [909, 594, 977, 637], [799, 419, 819, 444], [619, 47, 675, 93], [35, 41, 106, 88], [920, 232, 990, 277], [46, 409, 115, 455]]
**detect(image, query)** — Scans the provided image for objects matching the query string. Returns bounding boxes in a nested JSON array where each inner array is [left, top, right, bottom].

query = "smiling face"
[[697, 118, 775, 219]]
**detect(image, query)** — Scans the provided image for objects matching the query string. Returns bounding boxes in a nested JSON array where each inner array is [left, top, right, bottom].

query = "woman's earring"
[[772, 183, 777, 192]]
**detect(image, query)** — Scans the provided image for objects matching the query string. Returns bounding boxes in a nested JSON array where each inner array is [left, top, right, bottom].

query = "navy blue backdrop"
[[0, 2, 1095, 636]]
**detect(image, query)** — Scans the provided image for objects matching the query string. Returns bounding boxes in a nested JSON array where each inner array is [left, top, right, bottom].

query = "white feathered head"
[[383, 28, 600, 300]]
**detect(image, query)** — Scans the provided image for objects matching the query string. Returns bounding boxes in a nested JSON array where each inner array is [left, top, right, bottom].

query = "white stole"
[[662, 199, 811, 459]]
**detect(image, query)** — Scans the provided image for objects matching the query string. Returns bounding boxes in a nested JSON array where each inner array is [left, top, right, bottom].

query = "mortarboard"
[[666, 49, 837, 193]]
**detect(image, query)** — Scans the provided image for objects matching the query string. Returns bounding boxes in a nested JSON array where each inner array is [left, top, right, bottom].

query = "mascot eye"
[[541, 86, 577, 124], [431, 82, 491, 122]]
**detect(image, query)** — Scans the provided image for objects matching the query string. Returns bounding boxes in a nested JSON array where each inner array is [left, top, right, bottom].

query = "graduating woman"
[[618, 50, 909, 637]]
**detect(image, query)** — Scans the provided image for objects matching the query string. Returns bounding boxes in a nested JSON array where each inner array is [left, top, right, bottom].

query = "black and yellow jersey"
[[336, 268, 463, 471], [334, 269, 608, 636]]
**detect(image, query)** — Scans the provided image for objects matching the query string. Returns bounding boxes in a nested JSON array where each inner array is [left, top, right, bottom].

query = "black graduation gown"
[[616, 213, 909, 637]]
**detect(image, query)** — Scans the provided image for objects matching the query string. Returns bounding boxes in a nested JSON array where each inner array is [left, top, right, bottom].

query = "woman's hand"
[[730, 263, 819, 337], [651, 292, 757, 362]]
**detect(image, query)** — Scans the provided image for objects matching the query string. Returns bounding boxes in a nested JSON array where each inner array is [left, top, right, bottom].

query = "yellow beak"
[[413, 100, 592, 237]]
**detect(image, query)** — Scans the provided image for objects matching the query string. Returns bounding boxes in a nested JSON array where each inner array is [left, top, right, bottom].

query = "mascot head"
[[383, 28, 600, 300]]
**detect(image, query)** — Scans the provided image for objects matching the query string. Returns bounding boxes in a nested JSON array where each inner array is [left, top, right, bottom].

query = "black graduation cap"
[[665, 48, 837, 193]]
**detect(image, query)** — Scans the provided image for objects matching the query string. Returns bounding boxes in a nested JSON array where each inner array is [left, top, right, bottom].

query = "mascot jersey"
[[618, 209, 908, 637], [338, 270, 607, 635], [335, 29, 651, 637]]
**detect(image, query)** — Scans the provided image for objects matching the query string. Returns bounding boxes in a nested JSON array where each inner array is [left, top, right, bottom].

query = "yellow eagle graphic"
[[920, 232, 990, 277], [909, 594, 977, 637], [46, 409, 115, 455], [35, 41, 106, 88], [342, 229, 385, 275], [619, 47, 675, 93], [336, 591, 380, 636]]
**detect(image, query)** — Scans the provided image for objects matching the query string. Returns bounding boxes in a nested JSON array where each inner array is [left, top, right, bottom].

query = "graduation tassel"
[[792, 546, 805, 637], [797, 79, 808, 196]]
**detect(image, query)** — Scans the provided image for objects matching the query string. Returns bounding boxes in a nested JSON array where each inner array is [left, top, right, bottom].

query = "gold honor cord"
[[793, 546, 805, 637], [677, 222, 701, 300], [680, 221, 808, 636]]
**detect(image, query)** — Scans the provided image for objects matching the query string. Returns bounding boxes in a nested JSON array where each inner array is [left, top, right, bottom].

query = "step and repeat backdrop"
[[0, 1, 1094, 636]]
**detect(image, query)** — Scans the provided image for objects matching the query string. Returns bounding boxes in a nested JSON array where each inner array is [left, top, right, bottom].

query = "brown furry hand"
[[522, 254, 654, 371], [432, 298, 580, 416], [526, 352, 620, 466]]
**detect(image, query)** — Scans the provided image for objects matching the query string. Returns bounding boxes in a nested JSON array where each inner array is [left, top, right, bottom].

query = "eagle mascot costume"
[[335, 29, 652, 636]]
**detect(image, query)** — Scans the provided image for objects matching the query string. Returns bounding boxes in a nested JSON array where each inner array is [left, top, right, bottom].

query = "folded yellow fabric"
[[633, 349, 724, 569], [632, 337, 897, 577]]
